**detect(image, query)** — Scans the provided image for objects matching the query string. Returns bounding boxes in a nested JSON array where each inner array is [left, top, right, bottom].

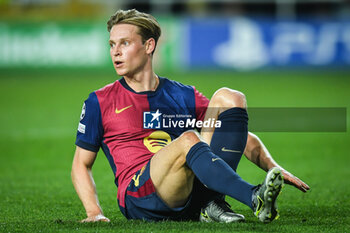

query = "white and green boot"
[[252, 167, 284, 223]]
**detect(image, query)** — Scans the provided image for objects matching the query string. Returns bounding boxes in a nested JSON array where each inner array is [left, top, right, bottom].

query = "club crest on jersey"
[[143, 109, 162, 129]]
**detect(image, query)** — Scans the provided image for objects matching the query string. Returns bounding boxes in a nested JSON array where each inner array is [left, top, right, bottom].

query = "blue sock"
[[186, 142, 254, 208], [210, 107, 248, 171], [195, 107, 249, 205]]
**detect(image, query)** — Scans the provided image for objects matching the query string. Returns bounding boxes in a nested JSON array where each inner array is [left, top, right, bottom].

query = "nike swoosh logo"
[[212, 158, 222, 162], [255, 195, 264, 216], [221, 147, 241, 153], [201, 210, 210, 219], [115, 105, 133, 114]]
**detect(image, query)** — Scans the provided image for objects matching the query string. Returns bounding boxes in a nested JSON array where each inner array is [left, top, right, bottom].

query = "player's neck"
[[124, 71, 159, 93]]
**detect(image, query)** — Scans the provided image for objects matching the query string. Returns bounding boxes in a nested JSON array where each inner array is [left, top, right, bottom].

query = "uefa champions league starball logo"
[[80, 103, 86, 121]]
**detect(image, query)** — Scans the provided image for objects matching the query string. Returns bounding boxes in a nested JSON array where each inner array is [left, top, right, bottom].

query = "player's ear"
[[145, 38, 156, 55]]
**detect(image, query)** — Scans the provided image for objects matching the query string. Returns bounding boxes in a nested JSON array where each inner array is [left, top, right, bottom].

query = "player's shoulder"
[[161, 77, 195, 92], [94, 79, 122, 96], [83, 79, 122, 108]]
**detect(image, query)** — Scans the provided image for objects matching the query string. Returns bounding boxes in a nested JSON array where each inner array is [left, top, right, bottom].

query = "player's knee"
[[179, 130, 201, 151], [181, 130, 201, 144], [211, 87, 247, 109], [174, 130, 201, 165]]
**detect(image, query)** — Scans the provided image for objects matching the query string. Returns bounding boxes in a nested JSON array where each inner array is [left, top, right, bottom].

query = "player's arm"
[[71, 146, 110, 222], [244, 132, 310, 192]]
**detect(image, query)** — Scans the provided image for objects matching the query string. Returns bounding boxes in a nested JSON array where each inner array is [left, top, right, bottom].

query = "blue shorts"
[[121, 161, 210, 221]]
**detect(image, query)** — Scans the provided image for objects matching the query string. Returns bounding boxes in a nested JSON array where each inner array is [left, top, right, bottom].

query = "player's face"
[[109, 24, 150, 78]]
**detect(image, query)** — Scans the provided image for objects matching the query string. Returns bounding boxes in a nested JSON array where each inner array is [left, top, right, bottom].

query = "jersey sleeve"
[[193, 87, 209, 121], [75, 92, 103, 152]]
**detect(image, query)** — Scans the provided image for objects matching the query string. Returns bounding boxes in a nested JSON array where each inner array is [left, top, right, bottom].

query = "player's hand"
[[281, 169, 310, 192], [81, 214, 110, 223]]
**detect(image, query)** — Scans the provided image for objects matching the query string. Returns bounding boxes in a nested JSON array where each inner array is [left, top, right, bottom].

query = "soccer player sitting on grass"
[[71, 9, 310, 223]]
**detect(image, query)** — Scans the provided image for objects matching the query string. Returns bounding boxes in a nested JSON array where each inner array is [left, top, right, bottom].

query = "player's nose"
[[112, 45, 122, 56]]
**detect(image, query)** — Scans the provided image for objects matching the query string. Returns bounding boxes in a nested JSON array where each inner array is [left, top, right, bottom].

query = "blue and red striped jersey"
[[76, 77, 209, 208]]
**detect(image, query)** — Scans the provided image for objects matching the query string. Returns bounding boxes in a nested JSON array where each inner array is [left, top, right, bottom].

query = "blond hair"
[[107, 9, 161, 53]]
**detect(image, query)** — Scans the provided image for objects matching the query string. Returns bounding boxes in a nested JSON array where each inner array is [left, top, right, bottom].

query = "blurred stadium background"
[[0, 0, 349, 232], [1, 0, 350, 71]]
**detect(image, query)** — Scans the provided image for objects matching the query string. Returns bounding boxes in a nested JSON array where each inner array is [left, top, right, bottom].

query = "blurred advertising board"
[[186, 18, 350, 70], [0, 22, 110, 68], [0, 18, 349, 71]]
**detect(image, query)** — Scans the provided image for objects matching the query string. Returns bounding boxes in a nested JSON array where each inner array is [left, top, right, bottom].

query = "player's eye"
[[109, 43, 115, 48], [122, 41, 129, 46]]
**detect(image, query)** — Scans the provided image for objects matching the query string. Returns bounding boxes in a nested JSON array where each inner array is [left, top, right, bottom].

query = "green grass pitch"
[[0, 69, 349, 232]]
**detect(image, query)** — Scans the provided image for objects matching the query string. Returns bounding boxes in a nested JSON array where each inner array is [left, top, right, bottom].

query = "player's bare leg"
[[150, 130, 200, 208]]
